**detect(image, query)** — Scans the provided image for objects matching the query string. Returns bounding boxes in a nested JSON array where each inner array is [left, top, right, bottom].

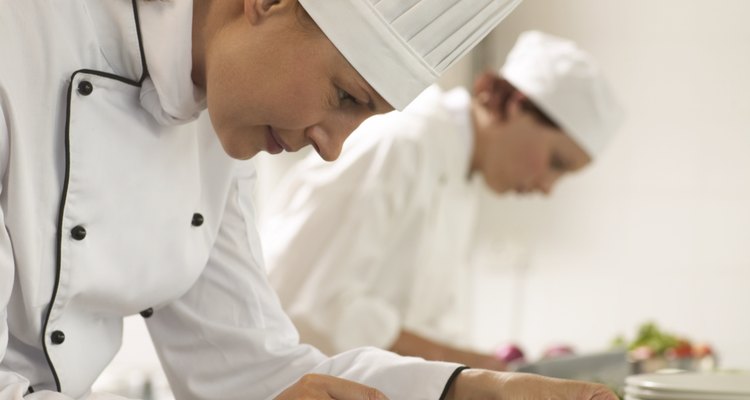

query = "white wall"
[[468, 0, 750, 369]]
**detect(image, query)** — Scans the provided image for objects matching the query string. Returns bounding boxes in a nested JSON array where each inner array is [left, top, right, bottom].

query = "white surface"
[[625, 388, 750, 400], [626, 372, 750, 395], [624, 390, 750, 400]]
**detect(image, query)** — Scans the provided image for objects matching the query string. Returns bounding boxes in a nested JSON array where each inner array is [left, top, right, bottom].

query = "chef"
[[0, 0, 618, 399], [264, 31, 624, 370]]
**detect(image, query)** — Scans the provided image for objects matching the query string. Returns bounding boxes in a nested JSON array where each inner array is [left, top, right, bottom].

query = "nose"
[[538, 172, 562, 195], [304, 126, 344, 161], [306, 115, 370, 161]]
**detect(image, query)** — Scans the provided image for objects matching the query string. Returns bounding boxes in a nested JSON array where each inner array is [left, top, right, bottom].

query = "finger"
[[589, 386, 620, 400], [310, 374, 389, 400]]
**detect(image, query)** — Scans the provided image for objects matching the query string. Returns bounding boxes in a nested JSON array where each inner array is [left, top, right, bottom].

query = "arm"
[[443, 369, 618, 400], [390, 330, 506, 371], [0, 99, 39, 399], [0, 108, 25, 398], [144, 161, 461, 400], [275, 369, 620, 400]]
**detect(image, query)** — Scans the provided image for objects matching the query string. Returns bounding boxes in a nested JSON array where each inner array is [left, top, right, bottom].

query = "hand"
[[274, 374, 389, 400], [444, 369, 618, 400]]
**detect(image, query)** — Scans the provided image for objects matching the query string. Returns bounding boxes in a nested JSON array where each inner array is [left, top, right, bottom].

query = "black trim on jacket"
[[41, 0, 149, 391], [439, 366, 470, 400]]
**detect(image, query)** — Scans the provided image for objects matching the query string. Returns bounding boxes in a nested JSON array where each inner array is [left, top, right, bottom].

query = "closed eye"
[[337, 87, 359, 106], [550, 154, 569, 171]]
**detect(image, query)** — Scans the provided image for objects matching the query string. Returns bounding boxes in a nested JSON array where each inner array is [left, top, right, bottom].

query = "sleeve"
[[0, 100, 24, 398], [0, 96, 32, 400], [144, 162, 458, 400], [263, 126, 424, 355]]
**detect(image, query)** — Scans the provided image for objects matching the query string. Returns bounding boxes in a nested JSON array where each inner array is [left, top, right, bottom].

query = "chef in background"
[[263, 31, 625, 370]]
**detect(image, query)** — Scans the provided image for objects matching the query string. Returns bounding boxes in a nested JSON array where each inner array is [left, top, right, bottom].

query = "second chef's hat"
[[501, 31, 625, 157]]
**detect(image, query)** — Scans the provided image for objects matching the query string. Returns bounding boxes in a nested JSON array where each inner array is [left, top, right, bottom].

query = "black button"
[[71, 225, 87, 240], [50, 330, 65, 345], [191, 213, 204, 227], [77, 80, 93, 96], [139, 308, 154, 318]]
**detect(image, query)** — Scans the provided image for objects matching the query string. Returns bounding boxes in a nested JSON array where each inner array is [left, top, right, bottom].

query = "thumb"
[[315, 374, 390, 400]]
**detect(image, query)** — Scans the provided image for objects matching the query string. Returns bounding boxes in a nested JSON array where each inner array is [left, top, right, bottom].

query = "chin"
[[217, 137, 258, 160], [496, 187, 515, 196], [226, 146, 259, 160], [214, 127, 261, 160], [483, 178, 511, 195]]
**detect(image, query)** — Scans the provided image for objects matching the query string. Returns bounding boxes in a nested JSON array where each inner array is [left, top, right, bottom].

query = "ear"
[[473, 70, 503, 116], [504, 90, 527, 119], [244, 0, 292, 25], [473, 70, 498, 100]]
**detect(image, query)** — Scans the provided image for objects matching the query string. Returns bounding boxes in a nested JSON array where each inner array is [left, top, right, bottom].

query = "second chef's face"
[[471, 72, 591, 195], [477, 105, 591, 195]]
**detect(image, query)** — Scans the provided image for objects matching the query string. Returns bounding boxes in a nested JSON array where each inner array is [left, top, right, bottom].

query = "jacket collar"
[[84, 0, 145, 81], [87, 0, 206, 126], [137, 0, 206, 125]]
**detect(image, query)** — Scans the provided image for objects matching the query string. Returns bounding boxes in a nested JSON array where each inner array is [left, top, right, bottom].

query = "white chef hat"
[[299, 0, 523, 111], [501, 31, 625, 158]]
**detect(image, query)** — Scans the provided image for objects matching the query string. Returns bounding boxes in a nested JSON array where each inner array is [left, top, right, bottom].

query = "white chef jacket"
[[263, 86, 481, 355], [0, 1, 462, 399]]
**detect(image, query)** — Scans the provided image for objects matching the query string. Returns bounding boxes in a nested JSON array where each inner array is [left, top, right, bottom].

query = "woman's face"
[[473, 94, 592, 195], [199, 0, 391, 161]]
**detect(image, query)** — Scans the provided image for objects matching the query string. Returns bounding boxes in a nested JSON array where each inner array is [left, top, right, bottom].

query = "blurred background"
[[98, 0, 750, 395], [463, 0, 750, 368]]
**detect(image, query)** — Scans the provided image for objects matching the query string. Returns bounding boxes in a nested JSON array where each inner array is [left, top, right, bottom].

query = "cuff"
[[439, 366, 470, 400]]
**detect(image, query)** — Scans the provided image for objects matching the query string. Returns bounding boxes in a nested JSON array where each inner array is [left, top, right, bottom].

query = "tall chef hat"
[[501, 31, 625, 158], [299, 0, 523, 110]]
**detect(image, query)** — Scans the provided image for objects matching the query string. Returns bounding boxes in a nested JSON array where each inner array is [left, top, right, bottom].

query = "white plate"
[[626, 372, 750, 396], [625, 385, 750, 400]]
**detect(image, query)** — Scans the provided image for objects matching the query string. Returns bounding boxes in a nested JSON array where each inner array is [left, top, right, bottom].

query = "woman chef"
[[0, 1, 618, 399], [263, 32, 624, 369]]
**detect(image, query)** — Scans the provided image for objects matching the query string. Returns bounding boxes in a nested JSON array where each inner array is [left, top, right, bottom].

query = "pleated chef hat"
[[299, 0, 523, 110], [501, 31, 625, 158]]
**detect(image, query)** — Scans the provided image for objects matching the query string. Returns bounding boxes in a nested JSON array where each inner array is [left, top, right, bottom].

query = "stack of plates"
[[625, 372, 750, 400]]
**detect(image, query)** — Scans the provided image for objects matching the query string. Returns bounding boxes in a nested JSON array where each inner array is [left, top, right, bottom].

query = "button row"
[[49, 307, 153, 346], [68, 214, 204, 240]]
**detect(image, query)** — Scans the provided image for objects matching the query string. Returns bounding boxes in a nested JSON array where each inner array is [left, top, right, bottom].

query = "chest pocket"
[[59, 72, 214, 314]]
